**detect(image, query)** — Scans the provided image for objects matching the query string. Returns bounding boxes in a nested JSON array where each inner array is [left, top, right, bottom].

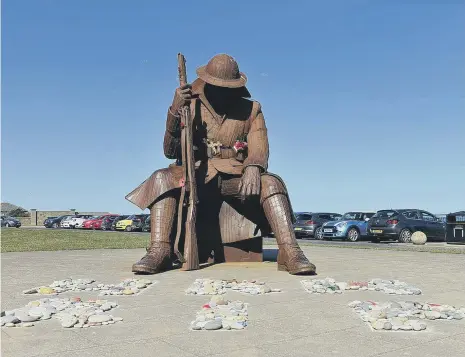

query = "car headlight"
[[335, 222, 347, 230]]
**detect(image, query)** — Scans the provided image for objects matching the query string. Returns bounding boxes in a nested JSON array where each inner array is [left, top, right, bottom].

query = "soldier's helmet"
[[196, 54, 248, 89]]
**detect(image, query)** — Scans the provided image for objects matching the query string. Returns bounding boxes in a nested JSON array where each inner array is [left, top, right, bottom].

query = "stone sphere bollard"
[[411, 231, 427, 245]]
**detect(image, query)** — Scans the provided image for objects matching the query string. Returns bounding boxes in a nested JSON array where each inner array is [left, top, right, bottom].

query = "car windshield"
[[373, 210, 397, 218], [341, 212, 359, 220], [295, 213, 313, 221]]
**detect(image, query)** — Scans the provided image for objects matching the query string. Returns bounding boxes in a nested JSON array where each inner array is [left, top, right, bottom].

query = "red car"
[[91, 214, 119, 230], [82, 217, 99, 229]]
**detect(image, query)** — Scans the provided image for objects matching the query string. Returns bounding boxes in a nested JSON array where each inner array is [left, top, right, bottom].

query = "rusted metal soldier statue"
[[126, 54, 316, 275]]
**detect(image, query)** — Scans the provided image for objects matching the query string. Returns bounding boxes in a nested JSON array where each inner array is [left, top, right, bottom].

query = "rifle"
[[173, 53, 200, 271]]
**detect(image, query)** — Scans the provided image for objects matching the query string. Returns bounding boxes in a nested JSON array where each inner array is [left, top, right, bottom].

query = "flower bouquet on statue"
[[233, 134, 248, 161], [190, 296, 249, 331]]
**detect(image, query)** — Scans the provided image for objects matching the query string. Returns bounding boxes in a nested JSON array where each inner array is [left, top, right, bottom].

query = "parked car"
[[90, 214, 119, 230], [115, 214, 147, 231], [111, 215, 129, 231], [60, 215, 89, 229], [44, 215, 72, 228], [1, 216, 21, 228], [367, 209, 446, 243], [322, 212, 376, 241], [129, 214, 150, 232], [293, 212, 342, 239], [82, 216, 100, 229], [99, 215, 121, 230], [70, 215, 96, 229], [142, 215, 151, 232], [43, 216, 57, 227]]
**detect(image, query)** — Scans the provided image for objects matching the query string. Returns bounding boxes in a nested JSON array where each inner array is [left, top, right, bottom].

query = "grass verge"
[[1, 228, 149, 252], [1, 228, 463, 254]]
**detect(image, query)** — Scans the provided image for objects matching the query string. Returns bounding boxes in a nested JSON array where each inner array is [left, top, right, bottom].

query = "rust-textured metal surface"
[[125, 167, 183, 210], [263, 193, 316, 275], [223, 237, 263, 262], [218, 200, 262, 244], [174, 53, 200, 271], [196, 54, 247, 88], [132, 194, 177, 274], [126, 53, 313, 275]]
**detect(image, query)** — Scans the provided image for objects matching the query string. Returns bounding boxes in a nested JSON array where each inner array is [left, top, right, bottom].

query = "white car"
[[72, 215, 96, 229], [59, 216, 77, 228], [61, 215, 94, 229]]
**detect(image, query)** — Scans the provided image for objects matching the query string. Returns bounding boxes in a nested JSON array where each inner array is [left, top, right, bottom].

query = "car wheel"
[[52, 223, 58, 228], [125, 226, 132, 232], [315, 227, 324, 240], [347, 228, 360, 242], [6, 223, 11, 227], [101, 226, 106, 231], [398, 229, 412, 243]]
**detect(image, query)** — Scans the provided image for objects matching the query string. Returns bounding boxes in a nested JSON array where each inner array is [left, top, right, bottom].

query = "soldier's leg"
[[221, 174, 316, 275], [132, 192, 177, 274], [259, 175, 316, 275]]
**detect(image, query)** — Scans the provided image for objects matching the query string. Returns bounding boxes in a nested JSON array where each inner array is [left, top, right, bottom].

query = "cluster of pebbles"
[[186, 278, 281, 296], [301, 278, 422, 295], [349, 300, 465, 332], [190, 296, 248, 331], [22, 278, 155, 296], [1, 297, 123, 329]]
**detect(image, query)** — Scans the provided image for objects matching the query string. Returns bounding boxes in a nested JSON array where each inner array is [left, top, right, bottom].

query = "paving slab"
[[2, 245, 465, 357]]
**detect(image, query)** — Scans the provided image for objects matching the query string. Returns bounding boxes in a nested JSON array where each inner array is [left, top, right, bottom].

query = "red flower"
[[233, 141, 248, 152]]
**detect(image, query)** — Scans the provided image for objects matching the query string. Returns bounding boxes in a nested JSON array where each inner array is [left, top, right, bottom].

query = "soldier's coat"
[[125, 79, 294, 234]]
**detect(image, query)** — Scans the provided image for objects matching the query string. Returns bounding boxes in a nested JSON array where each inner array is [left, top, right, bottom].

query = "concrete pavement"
[[1, 246, 465, 357]]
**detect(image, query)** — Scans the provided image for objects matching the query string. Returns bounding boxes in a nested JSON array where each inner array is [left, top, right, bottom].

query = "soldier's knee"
[[260, 175, 287, 204], [153, 168, 172, 183]]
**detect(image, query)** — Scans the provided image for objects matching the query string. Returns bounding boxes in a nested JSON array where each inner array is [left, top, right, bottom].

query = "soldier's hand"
[[239, 166, 261, 201], [171, 84, 192, 113]]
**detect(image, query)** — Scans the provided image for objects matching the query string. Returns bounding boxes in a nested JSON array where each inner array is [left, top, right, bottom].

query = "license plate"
[[324, 229, 333, 232], [371, 229, 383, 234], [294, 228, 302, 231]]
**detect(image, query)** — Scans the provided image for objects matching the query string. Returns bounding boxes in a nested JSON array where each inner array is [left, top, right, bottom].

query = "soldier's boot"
[[263, 194, 316, 275], [132, 195, 176, 274]]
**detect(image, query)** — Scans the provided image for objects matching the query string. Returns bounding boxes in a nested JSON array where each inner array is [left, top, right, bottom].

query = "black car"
[[111, 215, 129, 231], [142, 215, 151, 232], [100, 215, 120, 231], [293, 212, 342, 239], [367, 209, 446, 243], [130, 214, 150, 232], [1, 216, 21, 228], [44, 215, 71, 228]]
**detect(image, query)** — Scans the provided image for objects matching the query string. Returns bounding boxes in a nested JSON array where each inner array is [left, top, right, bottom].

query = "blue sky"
[[2, 0, 464, 215]]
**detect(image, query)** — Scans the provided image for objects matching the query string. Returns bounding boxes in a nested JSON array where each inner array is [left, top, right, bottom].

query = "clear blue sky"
[[2, 0, 464, 215]]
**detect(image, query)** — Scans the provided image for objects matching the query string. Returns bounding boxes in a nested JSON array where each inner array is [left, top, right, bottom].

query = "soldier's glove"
[[239, 166, 261, 201], [171, 84, 192, 114]]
